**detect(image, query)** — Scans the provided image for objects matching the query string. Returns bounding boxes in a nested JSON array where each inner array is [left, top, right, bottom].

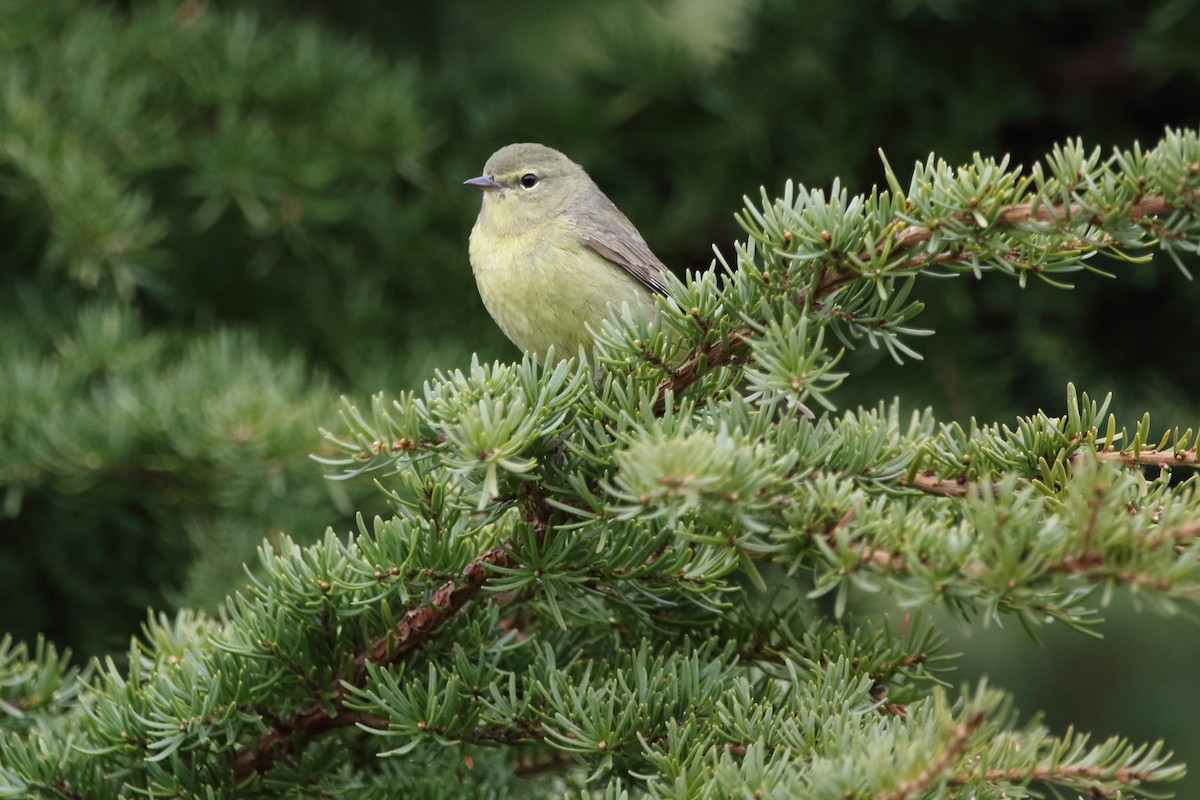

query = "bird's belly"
[[468, 227, 656, 358]]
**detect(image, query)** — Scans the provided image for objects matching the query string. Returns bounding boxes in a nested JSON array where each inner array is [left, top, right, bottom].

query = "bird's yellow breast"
[[468, 216, 657, 358]]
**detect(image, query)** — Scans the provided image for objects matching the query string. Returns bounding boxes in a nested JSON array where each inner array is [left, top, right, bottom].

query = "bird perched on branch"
[[465, 143, 669, 358]]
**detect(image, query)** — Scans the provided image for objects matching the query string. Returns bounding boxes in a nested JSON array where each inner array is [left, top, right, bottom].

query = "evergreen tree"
[[3, 1, 1200, 796], [3, 125, 1199, 798]]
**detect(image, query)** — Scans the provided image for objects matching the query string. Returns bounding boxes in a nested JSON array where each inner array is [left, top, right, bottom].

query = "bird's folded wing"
[[568, 196, 671, 296]]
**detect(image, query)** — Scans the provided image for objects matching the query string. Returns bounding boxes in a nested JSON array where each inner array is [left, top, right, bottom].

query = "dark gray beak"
[[463, 175, 503, 190]]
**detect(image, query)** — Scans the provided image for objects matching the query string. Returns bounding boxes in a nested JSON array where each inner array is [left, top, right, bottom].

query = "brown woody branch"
[[968, 762, 1163, 797], [652, 326, 753, 415], [833, 471, 1198, 589], [905, 445, 1200, 500], [356, 435, 445, 460], [900, 472, 984, 498], [232, 546, 513, 780], [1092, 446, 1199, 468], [890, 190, 1193, 254], [1144, 518, 1200, 548], [878, 711, 987, 800], [841, 523, 1197, 594]]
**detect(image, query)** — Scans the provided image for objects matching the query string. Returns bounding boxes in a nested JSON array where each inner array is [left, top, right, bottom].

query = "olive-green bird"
[[465, 143, 669, 358]]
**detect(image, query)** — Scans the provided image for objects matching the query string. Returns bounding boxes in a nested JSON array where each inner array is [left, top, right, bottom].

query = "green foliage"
[[0, 635, 81, 735], [4, 128, 1198, 797], [3, 0, 1200, 797], [0, 302, 364, 653], [250, 0, 1200, 418], [0, 0, 455, 384], [4, 0, 1200, 653], [0, 0, 427, 654]]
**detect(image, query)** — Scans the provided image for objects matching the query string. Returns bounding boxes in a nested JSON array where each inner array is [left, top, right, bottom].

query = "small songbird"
[[465, 143, 669, 358]]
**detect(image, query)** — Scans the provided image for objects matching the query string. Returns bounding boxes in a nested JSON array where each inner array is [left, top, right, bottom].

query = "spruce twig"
[[232, 547, 514, 779]]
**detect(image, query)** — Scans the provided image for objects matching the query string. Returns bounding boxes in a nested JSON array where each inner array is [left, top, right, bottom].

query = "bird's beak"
[[463, 174, 503, 190]]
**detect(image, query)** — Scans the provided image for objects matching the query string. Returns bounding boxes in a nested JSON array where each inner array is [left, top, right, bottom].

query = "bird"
[[464, 143, 670, 359]]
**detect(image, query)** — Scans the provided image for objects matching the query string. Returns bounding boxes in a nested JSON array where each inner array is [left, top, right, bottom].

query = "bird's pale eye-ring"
[[519, 173, 539, 189]]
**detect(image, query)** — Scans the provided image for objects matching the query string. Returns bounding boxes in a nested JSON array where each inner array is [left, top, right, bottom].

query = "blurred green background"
[[1, 0, 1198, 791]]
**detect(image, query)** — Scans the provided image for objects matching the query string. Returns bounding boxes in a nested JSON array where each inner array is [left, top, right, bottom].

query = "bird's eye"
[[519, 173, 539, 188]]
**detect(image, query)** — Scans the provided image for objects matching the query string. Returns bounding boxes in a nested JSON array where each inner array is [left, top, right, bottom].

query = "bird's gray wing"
[[567, 193, 670, 296]]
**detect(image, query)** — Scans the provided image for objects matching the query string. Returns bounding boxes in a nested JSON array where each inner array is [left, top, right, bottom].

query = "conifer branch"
[[867, 444, 1200, 500], [971, 762, 1163, 796], [892, 189, 1198, 253], [356, 436, 445, 461], [653, 326, 754, 415], [831, 496, 1196, 595], [902, 440, 1200, 498], [354, 547, 512, 671], [1144, 518, 1200, 548], [653, 183, 1200, 414], [1092, 446, 1200, 468], [878, 711, 987, 800], [232, 546, 513, 779], [900, 472, 982, 497]]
